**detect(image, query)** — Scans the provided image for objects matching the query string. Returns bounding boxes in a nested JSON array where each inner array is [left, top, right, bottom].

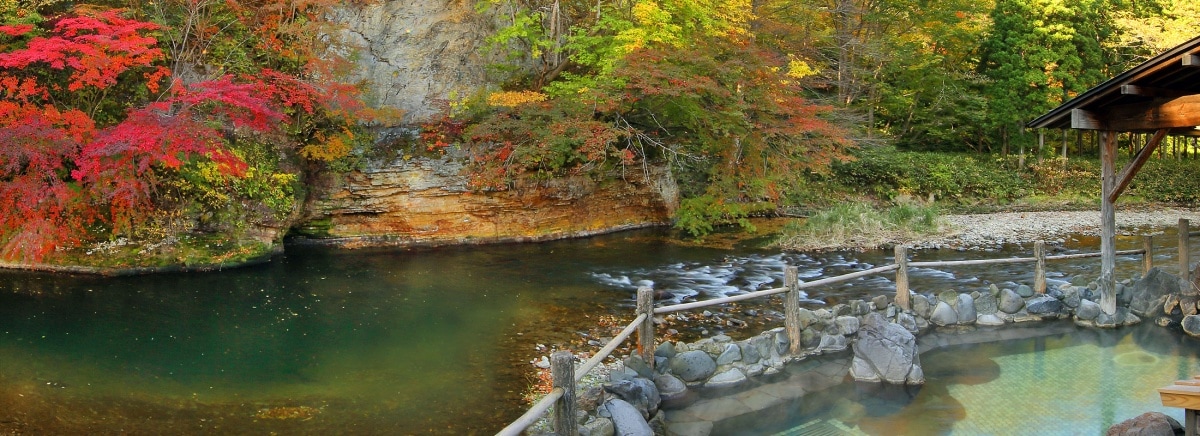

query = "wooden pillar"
[[1144, 235, 1154, 275], [551, 351, 578, 436], [1034, 241, 1047, 294], [1037, 131, 1045, 164], [1100, 130, 1117, 315], [895, 245, 910, 310], [636, 287, 655, 368], [1062, 129, 1068, 159], [784, 266, 802, 355], [1181, 219, 1191, 282]]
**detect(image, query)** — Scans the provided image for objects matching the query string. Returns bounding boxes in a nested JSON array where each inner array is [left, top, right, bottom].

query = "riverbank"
[[780, 205, 1200, 252], [925, 207, 1200, 249]]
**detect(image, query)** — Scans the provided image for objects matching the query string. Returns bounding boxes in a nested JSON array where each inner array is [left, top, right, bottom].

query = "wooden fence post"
[[784, 266, 802, 355], [1181, 219, 1191, 282], [1144, 235, 1153, 275], [1034, 241, 1047, 294], [636, 287, 655, 368], [895, 245, 910, 310], [551, 351, 578, 436]]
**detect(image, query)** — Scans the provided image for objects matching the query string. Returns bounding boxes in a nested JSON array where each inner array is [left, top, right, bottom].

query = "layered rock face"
[[334, 1, 495, 123], [301, 155, 678, 247]]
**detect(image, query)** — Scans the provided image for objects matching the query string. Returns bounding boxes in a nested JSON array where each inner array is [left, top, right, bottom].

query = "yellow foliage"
[[787, 58, 818, 80], [486, 90, 548, 108], [301, 128, 354, 162]]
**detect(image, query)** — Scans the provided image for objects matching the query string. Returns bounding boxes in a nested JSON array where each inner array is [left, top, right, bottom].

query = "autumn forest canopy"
[[0, 0, 1198, 263]]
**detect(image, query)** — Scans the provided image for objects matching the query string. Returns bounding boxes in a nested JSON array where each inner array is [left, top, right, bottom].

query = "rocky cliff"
[[315, 3, 678, 247], [336, 0, 495, 123], [299, 154, 679, 247]]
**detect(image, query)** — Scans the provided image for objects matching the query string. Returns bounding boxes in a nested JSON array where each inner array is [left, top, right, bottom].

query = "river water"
[[0, 223, 1192, 434]]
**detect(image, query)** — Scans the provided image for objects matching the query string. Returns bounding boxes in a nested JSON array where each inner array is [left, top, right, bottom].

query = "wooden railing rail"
[[498, 230, 1168, 435]]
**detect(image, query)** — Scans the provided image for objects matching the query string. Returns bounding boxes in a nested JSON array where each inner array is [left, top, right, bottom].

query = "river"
[[0, 222, 1190, 434]]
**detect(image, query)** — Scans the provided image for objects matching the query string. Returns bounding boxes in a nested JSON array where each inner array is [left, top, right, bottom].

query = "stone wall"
[[547, 267, 1195, 436], [298, 155, 678, 248]]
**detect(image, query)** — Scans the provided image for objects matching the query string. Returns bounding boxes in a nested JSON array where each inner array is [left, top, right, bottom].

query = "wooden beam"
[[1109, 129, 1169, 203], [1184, 54, 1200, 67], [1120, 85, 1198, 99], [1071, 108, 1106, 129], [1093, 95, 1200, 131]]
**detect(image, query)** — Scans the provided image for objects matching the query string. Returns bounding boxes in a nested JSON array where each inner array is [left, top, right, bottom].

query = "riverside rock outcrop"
[[299, 154, 678, 247], [849, 313, 924, 384]]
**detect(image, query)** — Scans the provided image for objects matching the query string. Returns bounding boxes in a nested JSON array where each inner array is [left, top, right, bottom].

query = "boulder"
[[836, 316, 861, 335], [912, 294, 933, 319], [956, 293, 977, 324], [654, 374, 692, 410], [705, 368, 748, 389], [1077, 299, 1102, 321], [1016, 284, 1034, 298], [581, 417, 615, 436], [598, 398, 654, 436], [896, 312, 918, 333], [654, 342, 677, 359], [1129, 268, 1185, 317], [817, 334, 848, 353], [1183, 315, 1200, 338], [796, 308, 817, 330], [1062, 286, 1082, 309], [974, 292, 999, 315], [738, 339, 761, 364], [624, 355, 654, 378], [851, 299, 871, 316], [1105, 411, 1183, 436], [849, 313, 923, 385], [872, 294, 890, 310], [1026, 296, 1064, 315], [716, 344, 742, 366], [604, 378, 661, 420], [669, 350, 716, 382], [930, 301, 958, 326], [999, 288, 1025, 313]]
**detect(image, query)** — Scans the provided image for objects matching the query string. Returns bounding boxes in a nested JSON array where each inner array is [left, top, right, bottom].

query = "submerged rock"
[[705, 368, 748, 389], [1105, 411, 1182, 436], [1182, 315, 1200, 337]]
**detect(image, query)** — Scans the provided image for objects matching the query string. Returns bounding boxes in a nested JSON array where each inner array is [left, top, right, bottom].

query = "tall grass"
[[776, 202, 948, 251]]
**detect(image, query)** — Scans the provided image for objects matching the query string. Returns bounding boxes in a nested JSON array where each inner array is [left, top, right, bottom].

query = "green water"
[[731, 322, 1200, 435], [2, 224, 1198, 434], [0, 231, 756, 434]]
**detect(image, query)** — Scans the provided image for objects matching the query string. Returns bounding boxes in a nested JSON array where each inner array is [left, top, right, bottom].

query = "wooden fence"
[[497, 219, 1200, 436]]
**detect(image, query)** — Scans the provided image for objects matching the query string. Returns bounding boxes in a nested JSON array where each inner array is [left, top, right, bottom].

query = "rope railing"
[[497, 220, 1185, 435]]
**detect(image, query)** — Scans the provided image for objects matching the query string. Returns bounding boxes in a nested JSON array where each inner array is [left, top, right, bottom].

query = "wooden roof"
[[1027, 35, 1200, 133]]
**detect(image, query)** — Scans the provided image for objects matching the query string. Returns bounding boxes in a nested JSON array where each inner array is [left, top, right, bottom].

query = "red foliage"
[[0, 10, 163, 92]]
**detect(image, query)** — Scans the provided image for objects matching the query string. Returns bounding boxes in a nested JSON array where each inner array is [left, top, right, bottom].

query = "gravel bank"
[[916, 207, 1200, 249]]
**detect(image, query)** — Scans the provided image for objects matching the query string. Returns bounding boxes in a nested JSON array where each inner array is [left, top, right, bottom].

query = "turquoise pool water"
[[727, 322, 1200, 435]]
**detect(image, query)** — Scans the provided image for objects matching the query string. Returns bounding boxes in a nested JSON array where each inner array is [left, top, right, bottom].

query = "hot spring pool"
[[711, 321, 1199, 435]]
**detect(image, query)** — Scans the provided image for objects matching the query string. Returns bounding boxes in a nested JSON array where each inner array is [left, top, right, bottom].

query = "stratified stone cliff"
[[299, 155, 679, 247], [310, 3, 678, 246]]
